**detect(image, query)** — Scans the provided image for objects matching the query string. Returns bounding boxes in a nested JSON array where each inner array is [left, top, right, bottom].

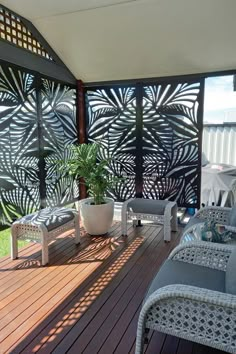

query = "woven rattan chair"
[[183, 205, 236, 235], [136, 241, 236, 354]]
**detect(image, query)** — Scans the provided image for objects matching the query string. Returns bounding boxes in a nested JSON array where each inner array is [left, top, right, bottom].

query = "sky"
[[203, 75, 236, 123]]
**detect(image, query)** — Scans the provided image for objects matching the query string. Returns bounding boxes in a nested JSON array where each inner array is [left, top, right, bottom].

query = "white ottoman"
[[11, 207, 80, 265], [121, 198, 177, 241]]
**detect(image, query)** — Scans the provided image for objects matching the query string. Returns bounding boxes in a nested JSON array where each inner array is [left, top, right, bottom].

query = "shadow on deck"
[[0, 222, 227, 353]]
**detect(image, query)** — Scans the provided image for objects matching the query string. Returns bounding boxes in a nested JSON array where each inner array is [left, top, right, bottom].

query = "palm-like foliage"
[[86, 87, 136, 201], [0, 64, 77, 224], [41, 78, 78, 206], [61, 143, 119, 205], [85, 82, 203, 207], [142, 82, 202, 206]]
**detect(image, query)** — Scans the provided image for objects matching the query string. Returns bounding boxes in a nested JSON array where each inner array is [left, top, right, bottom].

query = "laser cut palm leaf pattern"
[[0, 64, 40, 223], [142, 82, 201, 207], [86, 87, 137, 201], [41, 78, 78, 206]]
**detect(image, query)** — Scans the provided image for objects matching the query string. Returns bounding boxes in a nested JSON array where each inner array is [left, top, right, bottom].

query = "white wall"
[[202, 125, 236, 166]]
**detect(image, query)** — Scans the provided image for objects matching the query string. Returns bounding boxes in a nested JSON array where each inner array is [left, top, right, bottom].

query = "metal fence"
[[202, 124, 236, 166]]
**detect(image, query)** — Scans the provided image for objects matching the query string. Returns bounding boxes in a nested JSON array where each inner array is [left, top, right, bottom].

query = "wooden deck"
[[0, 222, 227, 354]]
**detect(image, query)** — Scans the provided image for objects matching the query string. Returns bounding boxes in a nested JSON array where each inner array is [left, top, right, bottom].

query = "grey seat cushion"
[[144, 259, 225, 303], [229, 205, 236, 227], [17, 207, 75, 231], [226, 247, 236, 295], [127, 199, 170, 215]]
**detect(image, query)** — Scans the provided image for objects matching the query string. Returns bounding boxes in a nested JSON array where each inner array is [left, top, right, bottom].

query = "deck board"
[[0, 222, 228, 354]]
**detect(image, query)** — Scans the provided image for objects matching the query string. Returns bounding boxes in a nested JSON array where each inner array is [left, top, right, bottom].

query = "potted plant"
[[62, 143, 118, 235]]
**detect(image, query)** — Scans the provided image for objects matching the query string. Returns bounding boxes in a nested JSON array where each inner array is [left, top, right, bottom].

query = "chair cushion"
[[144, 259, 225, 303], [127, 199, 170, 215], [228, 205, 236, 227], [16, 207, 75, 231], [226, 247, 236, 295]]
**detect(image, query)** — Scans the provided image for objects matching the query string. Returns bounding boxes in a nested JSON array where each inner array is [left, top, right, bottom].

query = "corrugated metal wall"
[[203, 124, 236, 166]]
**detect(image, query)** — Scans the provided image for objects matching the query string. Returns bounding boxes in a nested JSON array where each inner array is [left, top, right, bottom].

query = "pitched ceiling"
[[1, 0, 236, 82], [1, 0, 135, 19]]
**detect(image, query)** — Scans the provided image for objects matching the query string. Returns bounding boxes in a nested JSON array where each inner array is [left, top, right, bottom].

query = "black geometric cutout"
[[85, 82, 203, 207], [86, 87, 137, 201], [0, 64, 40, 224], [142, 82, 202, 207], [41, 78, 79, 207], [0, 63, 77, 225]]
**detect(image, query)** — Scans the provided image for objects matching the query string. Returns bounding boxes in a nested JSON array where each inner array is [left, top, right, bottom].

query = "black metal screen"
[[41, 78, 78, 207], [0, 62, 77, 224], [85, 80, 203, 208], [86, 87, 137, 201], [142, 82, 203, 207]]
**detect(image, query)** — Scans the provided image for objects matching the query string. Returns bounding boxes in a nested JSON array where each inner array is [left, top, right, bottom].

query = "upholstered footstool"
[[11, 207, 80, 265], [121, 198, 177, 241]]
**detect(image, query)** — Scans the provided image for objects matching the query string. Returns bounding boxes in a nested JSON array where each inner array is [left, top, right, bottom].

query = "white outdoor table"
[[201, 164, 236, 207]]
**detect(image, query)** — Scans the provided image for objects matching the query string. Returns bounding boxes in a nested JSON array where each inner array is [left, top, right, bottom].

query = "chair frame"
[[135, 241, 236, 354], [184, 206, 236, 234], [11, 208, 80, 266], [121, 198, 178, 242]]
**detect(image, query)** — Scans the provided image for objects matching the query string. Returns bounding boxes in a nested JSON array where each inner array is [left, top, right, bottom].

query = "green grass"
[[0, 227, 29, 258]]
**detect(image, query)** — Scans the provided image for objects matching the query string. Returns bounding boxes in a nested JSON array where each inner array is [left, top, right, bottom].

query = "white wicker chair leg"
[[121, 206, 127, 236], [41, 228, 49, 266], [163, 223, 171, 242], [11, 224, 18, 260], [163, 203, 173, 242], [73, 213, 80, 245], [135, 313, 146, 354], [122, 199, 134, 236], [171, 204, 178, 232], [121, 219, 127, 236]]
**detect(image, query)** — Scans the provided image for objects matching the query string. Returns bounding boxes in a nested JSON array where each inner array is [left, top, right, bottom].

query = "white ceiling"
[[1, 0, 136, 19], [1, 0, 236, 82]]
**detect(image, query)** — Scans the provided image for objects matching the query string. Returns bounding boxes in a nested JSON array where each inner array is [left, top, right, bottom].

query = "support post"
[[77, 80, 87, 199]]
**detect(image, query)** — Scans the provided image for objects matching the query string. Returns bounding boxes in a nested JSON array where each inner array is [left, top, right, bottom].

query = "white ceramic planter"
[[80, 197, 114, 235]]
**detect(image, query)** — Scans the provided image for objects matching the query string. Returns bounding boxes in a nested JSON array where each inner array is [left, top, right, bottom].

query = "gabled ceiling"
[[1, 0, 135, 19], [1, 0, 236, 82]]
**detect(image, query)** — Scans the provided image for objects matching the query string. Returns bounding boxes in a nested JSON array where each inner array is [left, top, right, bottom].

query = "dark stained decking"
[[0, 222, 227, 354]]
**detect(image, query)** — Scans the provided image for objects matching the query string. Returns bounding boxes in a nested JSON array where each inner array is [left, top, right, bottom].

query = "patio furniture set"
[[11, 198, 178, 265], [10, 199, 236, 353], [136, 204, 236, 354]]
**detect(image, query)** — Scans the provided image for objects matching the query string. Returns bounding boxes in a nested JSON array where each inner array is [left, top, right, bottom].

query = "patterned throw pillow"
[[201, 220, 232, 243]]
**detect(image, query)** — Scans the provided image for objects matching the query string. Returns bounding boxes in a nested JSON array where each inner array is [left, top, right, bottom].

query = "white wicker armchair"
[[135, 241, 236, 354], [184, 206, 236, 234]]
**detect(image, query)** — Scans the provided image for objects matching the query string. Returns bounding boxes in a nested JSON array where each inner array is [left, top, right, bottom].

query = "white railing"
[[202, 124, 236, 166]]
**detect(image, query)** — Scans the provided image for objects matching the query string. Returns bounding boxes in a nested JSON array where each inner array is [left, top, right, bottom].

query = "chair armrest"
[[136, 284, 236, 354], [121, 198, 135, 217], [142, 284, 236, 313], [168, 241, 233, 271], [195, 206, 231, 225]]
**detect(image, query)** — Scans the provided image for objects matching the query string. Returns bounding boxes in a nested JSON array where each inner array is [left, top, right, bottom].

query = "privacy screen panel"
[[142, 82, 202, 207], [0, 64, 40, 224], [41, 78, 78, 207], [86, 87, 137, 201], [85, 81, 203, 207], [0, 62, 77, 225]]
